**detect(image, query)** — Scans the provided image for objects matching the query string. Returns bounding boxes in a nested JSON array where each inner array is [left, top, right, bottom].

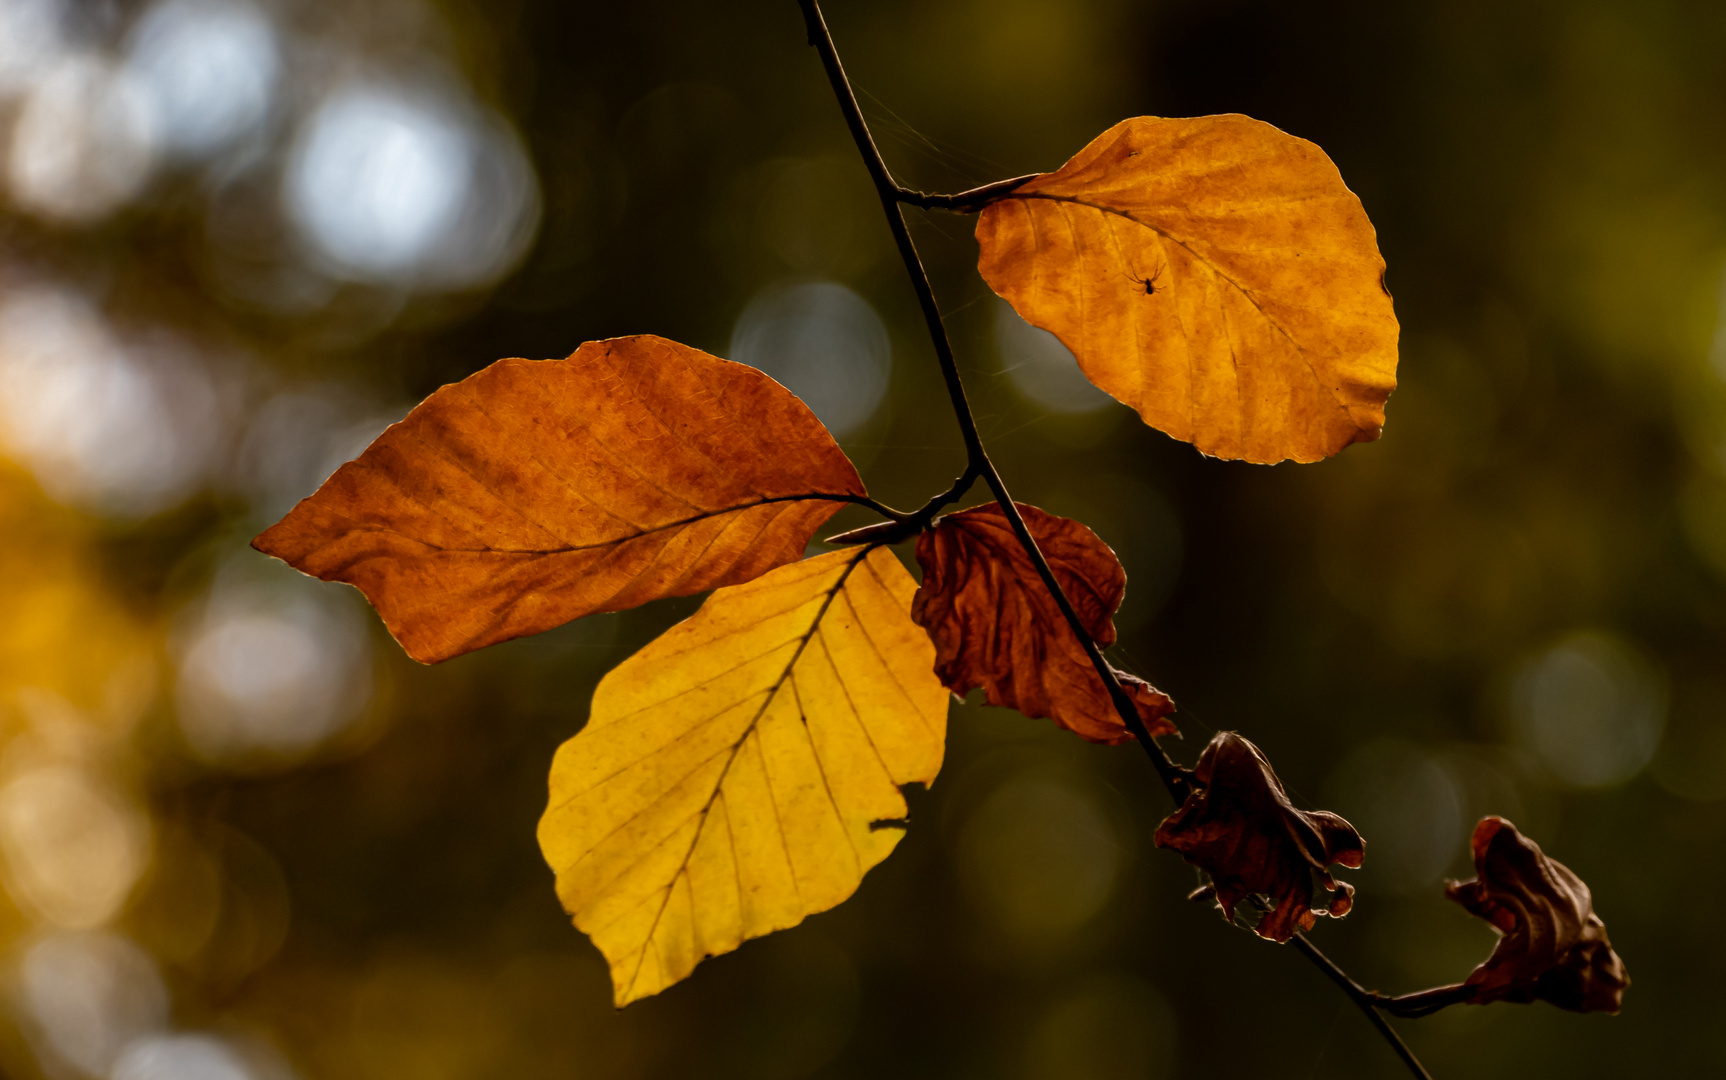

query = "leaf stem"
[[797, 5, 1432, 1078], [893, 174, 1039, 213], [846, 495, 917, 524], [1369, 984, 1474, 1019], [829, 470, 978, 546]]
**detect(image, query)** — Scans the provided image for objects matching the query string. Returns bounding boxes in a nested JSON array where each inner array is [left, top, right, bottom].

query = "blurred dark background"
[[0, 0, 1721, 1077]]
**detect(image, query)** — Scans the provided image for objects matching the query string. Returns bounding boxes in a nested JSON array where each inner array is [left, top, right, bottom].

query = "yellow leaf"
[[976, 114, 1399, 464], [538, 546, 948, 1006]]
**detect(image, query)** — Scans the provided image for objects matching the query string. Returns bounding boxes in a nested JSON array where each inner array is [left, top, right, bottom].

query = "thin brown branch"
[[798, 4, 1440, 1078], [796, 0, 1189, 802], [796, 0, 984, 468], [1289, 932, 1435, 1080]]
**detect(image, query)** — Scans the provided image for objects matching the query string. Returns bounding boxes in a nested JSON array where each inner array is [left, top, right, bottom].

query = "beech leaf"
[[538, 546, 948, 1006], [1154, 731, 1364, 942], [1440, 817, 1628, 1013], [911, 502, 1175, 745], [975, 114, 1399, 464], [253, 335, 867, 663]]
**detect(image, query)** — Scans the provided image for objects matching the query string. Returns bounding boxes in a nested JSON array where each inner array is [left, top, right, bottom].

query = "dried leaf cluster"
[[1443, 817, 1629, 1012], [1379, 817, 1630, 1017], [1154, 732, 1363, 942]]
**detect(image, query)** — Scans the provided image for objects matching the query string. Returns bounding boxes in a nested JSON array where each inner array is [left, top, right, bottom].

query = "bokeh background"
[[0, 0, 1721, 1076]]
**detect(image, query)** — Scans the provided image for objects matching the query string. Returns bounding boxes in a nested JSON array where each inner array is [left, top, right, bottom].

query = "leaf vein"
[[1011, 192, 1356, 421]]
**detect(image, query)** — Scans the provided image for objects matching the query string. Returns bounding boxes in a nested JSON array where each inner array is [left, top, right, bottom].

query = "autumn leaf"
[[1388, 817, 1628, 1015], [975, 114, 1399, 464], [538, 546, 948, 1006], [1154, 732, 1363, 942], [254, 335, 867, 663], [910, 502, 1174, 745]]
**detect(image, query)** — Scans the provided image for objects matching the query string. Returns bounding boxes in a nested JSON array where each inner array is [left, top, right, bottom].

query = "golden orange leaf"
[[910, 502, 1175, 745], [253, 335, 867, 663], [538, 546, 947, 1005], [975, 114, 1399, 464]]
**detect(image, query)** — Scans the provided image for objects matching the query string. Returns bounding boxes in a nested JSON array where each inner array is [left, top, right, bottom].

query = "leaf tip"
[[1349, 420, 1385, 448], [249, 519, 290, 561]]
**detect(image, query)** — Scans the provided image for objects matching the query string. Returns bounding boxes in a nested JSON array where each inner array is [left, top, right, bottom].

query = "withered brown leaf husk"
[[1154, 731, 1363, 942], [910, 502, 1174, 745], [1440, 816, 1628, 1013]]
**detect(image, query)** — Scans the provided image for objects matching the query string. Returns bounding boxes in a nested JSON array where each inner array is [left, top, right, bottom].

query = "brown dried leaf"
[[910, 502, 1174, 745], [1444, 817, 1629, 1013], [254, 335, 866, 663], [975, 115, 1399, 464], [1154, 731, 1363, 942]]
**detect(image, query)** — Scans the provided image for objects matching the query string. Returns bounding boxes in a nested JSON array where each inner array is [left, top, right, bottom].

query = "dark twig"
[[829, 467, 978, 546], [1289, 932, 1435, 1079], [797, 0, 1189, 803], [798, 3, 1438, 1078], [1228, 890, 1438, 1069]]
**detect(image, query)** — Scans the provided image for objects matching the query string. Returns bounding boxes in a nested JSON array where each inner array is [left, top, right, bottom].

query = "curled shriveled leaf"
[[910, 502, 1174, 745], [975, 115, 1399, 464], [1437, 817, 1628, 1013], [538, 547, 948, 1006], [254, 335, 866, 663], [1154, 732, 1363, 942]]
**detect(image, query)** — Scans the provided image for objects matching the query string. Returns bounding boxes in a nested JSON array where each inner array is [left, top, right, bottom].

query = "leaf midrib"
[[1005, 191, 1359, 426]]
